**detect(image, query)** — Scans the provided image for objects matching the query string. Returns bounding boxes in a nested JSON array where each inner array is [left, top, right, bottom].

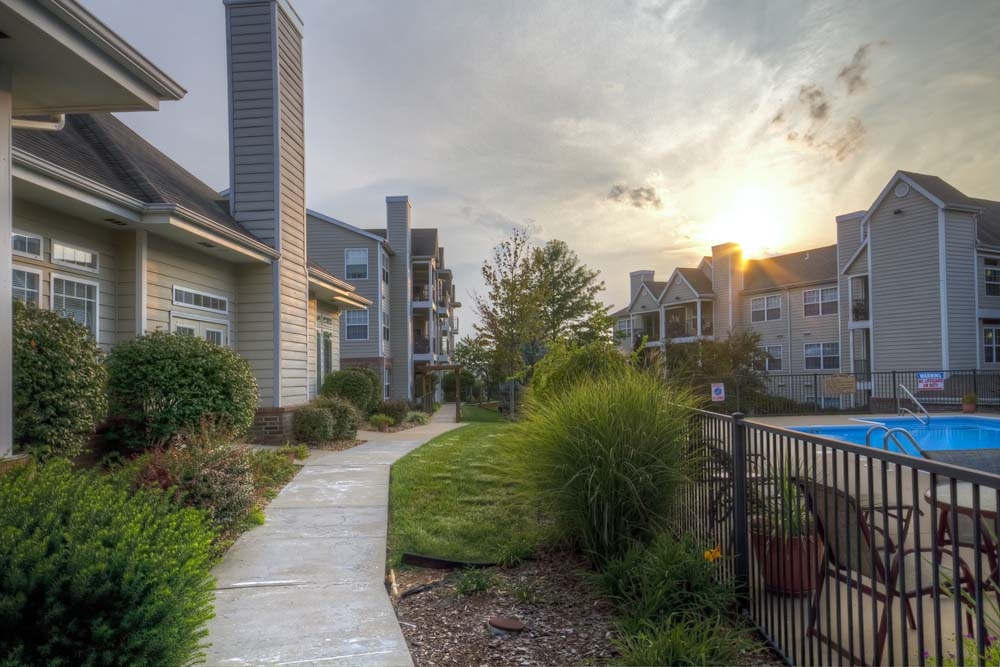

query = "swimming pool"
[[790, 416, 1000, 456]]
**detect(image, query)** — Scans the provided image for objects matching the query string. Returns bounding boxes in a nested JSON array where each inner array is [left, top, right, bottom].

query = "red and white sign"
[[711, 383, 726, 402], [916, 372, 945, 391]]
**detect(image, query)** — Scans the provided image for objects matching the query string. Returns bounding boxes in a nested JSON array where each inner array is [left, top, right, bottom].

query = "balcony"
[[849, 275, 870, 326], [664, 318, 714, 341], [414, 336, 433, 355]]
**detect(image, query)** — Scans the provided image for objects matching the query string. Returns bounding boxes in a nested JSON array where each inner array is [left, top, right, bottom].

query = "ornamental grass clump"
[[0, 461, 215, 666], [512, 368, 695, 566]]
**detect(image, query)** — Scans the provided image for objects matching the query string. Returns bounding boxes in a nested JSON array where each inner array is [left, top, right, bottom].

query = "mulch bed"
[[391, 553, 619, 666], [309, 438, 365, 452]]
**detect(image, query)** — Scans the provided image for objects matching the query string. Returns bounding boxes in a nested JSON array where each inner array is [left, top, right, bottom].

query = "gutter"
[[12, 115, 65, 131]]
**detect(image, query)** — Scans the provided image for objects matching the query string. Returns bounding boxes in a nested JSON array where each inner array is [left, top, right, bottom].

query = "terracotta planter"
[[962, 403, 977, 414], [751, 531, 824, 597]]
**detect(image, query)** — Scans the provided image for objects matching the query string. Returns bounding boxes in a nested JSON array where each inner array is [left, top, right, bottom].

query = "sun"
[[702, 183, 792, 258]]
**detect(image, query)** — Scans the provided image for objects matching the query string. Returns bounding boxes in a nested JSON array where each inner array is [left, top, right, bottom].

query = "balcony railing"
[[851, 299, 869, 321], [413, 285, 431, 301], [414, 337, 431, 354], [664, 319, 714, 339]]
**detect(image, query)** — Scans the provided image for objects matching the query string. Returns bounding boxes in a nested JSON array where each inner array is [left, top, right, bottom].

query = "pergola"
[[0, 0, 184, 458], [421, 363, 464, 422]]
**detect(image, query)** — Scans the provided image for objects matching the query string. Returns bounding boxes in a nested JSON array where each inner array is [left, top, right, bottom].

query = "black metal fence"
[[673, 409, 1000, 666], [689, 369, 1000, 416]]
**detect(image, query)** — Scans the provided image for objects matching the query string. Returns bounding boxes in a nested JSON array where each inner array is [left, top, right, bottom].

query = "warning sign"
[[711, 383, 726, 402], [823, 375, 857, 395], [916, 372, 945, 391]]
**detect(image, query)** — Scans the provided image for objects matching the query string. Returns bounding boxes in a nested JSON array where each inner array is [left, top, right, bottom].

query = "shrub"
[[322, 370, 376, 413], [614, 615, 753, 667], [454, 568, 499, 596], [369, 414, 393, 430], [12, 300, 107, 461], [530, 340, 630, 401], [511, 369, 696, 565], [105, 331, 258, 450], [0, 461, 215, 666], [278, 443, 310, 460], [131, 440, 256, 536], [293, 405, 336, 444], [344, 366, 382, 411], [405, 411, 430, 425], [311, 396, 360, 440], [249, 449, 299, 501], [598, 533, 737, 627], [379, 399, 410, 425]]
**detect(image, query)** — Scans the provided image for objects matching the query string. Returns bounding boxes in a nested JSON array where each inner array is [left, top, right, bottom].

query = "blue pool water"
[[790, 417, 1000, 457]]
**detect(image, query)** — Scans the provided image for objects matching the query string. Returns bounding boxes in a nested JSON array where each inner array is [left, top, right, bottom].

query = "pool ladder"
[[865, 424, 924, 456], [897, 384, 930, 425]]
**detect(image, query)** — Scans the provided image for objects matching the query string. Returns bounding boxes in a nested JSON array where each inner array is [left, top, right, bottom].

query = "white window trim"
[[12, 229, 43, 260], [984, 326, 1000, 364], [168, 310, 231, 335], [175, 325, 196, 336], [12, 263, 42, 306], [804, 341, 841, 370], [50, 271, 100, 343], [51, 239, 100, 274], [204, 327, 226, 345], [762, 344, 783, 372], [803, 287, 838, 318], [750, 295, 781, 322], [985, 258, 1000, 297], [345, 248, 369, 280], [172, 285, 230, 315], [345, 309, 370, 341]]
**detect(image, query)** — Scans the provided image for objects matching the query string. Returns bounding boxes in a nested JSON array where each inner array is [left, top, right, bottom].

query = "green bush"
[[0, 461, 215, 666], [249, 449, 299, 501], [105, 331, 258, 450], [512, 369, 695, 565], [614, 615, 753, 667], [344, 366, 382, 411], [378, 399, 410, 425], [131, 440, 256, 536], [277, 443, 310, 460], [311, 396, 360, 440], [12, 300, 108, 461], [322, 369, 377, 414], [530, 340, 631, 401], [599, 533, 737, 628], [293, 405, 336, 444], [405, 411, 430, 425], [442, 369, 476, 401], [369, 414, 394, 429]]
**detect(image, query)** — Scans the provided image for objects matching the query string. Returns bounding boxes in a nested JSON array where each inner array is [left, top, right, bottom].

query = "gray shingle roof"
[[899, 171, 1000, 246], [14, 114, 255, 241], [743, 245, 838, 292], [365, 227, 439, 257], [676, 267, 714, 296]]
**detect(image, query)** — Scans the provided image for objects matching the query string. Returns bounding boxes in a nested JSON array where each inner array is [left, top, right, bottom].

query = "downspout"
[[786, 287, 792, 373], [12, 114, 65, 131]]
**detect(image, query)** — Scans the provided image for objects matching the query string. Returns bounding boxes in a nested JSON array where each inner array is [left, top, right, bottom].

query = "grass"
[[388, 422, 548, 566], [460, 404, 505, 423]]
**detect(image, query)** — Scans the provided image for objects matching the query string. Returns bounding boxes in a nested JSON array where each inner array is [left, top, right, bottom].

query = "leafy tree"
[[531, 239, 612, 345], [657, 330, 770, 410]]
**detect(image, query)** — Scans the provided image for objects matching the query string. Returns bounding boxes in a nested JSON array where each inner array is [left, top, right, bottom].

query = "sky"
[[84, 0, 1000, 325]]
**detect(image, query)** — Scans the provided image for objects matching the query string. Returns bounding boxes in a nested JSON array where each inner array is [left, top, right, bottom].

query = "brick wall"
[[249, 406, 298, 444]]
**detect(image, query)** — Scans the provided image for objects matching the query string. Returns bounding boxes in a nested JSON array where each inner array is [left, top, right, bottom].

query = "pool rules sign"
[[711, 383, 725, 402]]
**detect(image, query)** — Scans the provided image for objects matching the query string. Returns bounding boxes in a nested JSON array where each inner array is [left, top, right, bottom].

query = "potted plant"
[[750, 464, 824, 597], [962, 392, 978, 414]]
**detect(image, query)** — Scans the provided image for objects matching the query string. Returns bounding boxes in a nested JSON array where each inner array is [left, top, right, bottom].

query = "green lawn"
[[460, 403, 505, 423], [388, 422, 548, 566]]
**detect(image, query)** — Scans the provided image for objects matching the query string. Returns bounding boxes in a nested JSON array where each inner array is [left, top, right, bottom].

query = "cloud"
[[607, 184, 663, 209], [797, 84, 830, 121], [837, 44, 872, 94], [786, 117, 866, 161]]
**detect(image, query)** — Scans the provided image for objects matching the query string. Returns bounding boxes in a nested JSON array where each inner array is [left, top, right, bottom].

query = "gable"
[[844, 243, 868, 275], [627, 284, 661, 314], [661, 273, 697, 302]]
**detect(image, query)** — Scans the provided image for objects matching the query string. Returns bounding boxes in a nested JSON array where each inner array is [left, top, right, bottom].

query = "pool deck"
[[749, 412, 977, 428]]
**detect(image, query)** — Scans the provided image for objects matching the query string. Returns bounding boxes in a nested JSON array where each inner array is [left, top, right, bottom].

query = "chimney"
[[387, 196, 412, 399], [630, 270, 654, 300], [225, 0, 309, 409], [711, 243, 743, 337]]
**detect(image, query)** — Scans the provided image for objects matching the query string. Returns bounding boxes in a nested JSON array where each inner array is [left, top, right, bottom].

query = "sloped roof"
[[610, 306, 630, 319], [676, 267, 714, 296], [973, 198, 1000, 246], [900, 171, 976, 208], [14, 113, 254, 241], [743, 245, 838, 292], [645, 281, 667, 298], [899, 171, 1000, 246]]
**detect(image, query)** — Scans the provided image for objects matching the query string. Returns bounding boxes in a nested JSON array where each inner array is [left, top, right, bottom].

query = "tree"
[[530, 239, 613, 345], [453, 335, 492, 383]]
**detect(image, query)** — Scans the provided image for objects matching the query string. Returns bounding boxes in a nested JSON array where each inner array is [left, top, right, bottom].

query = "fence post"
[[892, 371, 899, 413], [730, 412, 750, 611]]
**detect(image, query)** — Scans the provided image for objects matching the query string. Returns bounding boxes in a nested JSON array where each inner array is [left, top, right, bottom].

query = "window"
[[805, 342, 840, 370], [52, 240, 98, 272], [52, 275, 98, 339], [755, 345, 783, 371], [345, 309, 368, 340], [345, 248, 368, 280], [316, 331, 333, 388], [205, 329, 224, 346], [615, 317, 633, 338], [751, 295, 781, 322], [12, 267, 40, 305], [803, 287, 838, 317], [986, 259, 1000, 297], [175, 325, 196, 336], [12, 231, 42, 259], [985, 326, 1000, 363], [173, 286, 228, 314], [382, 253, 389, 284], [383, 368, 391, 399], [382, 298, 390, 341]]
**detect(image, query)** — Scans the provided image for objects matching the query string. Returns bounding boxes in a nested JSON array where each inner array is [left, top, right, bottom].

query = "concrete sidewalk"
[[205, 408, 464, 666]]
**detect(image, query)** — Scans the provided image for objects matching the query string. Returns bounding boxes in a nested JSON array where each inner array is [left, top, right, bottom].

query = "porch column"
[[658, 307, 666, 343], [696, 300, 702, 338], [0, 69, 12, 458]]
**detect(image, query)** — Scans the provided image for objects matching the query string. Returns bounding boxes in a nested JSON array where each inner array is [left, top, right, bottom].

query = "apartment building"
[[614, 170, 1000, 405], [307, 204, 461, 401]]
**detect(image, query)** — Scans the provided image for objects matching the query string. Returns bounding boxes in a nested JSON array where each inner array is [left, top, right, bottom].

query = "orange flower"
[[703, 545, 722, 562]]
